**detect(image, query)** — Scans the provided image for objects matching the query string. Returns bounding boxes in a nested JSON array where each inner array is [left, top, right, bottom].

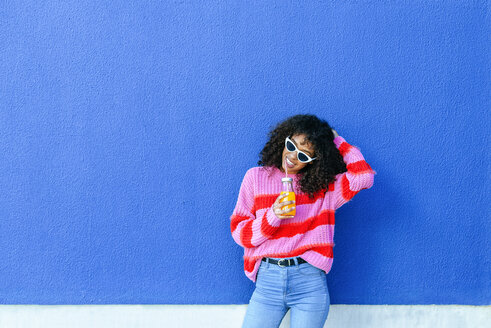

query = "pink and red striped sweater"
[[230, 136, 376, 282]]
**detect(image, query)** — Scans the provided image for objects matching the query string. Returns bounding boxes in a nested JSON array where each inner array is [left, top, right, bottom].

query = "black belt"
[[262, 257, 307, 267]]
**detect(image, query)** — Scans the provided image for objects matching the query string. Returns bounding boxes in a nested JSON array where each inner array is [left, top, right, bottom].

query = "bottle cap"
[[281, 177, 293, 182]]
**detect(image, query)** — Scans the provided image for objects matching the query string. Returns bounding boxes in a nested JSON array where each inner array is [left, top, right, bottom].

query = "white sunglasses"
[[285, 137, 316, 163]]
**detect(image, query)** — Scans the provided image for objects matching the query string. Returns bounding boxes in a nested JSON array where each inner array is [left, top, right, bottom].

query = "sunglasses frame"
[[285, 136, 316, 163]]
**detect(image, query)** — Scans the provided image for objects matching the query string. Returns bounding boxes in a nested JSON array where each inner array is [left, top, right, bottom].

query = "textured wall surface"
[[0, 0, 489, 305]]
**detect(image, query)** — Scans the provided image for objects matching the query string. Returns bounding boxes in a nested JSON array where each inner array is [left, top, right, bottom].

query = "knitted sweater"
[[230, 136, 376, 282]]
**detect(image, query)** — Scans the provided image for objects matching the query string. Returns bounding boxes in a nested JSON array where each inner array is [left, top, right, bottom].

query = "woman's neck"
[[276, 166, 299, 177]]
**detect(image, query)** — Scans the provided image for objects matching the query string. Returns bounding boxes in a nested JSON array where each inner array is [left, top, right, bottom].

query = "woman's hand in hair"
[[332, 129, 339, 138]]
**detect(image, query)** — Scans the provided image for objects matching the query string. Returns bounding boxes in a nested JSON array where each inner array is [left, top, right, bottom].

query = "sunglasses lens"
[[298, 152, 310, 162], [286, 140, 296, 152]]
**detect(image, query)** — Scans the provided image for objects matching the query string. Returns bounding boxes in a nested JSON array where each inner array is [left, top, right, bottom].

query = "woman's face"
[[281, 133, 315, 175]]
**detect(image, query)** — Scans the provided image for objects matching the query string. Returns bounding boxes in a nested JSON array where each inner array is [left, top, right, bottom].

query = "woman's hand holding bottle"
[[272, 193, 295, 219]]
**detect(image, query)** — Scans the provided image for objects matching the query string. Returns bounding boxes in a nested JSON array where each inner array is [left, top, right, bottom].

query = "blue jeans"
[[242, 257, 330, 328]]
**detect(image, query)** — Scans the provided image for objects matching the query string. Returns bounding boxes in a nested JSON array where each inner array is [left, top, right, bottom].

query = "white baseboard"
[[0, 304, 489, 328]]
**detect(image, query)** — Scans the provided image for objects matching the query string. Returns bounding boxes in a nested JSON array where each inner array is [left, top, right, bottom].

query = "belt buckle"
[[277, 259, 287, 267]]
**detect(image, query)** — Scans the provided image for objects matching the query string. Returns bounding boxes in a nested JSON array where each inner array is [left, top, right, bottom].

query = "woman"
[[230, 114, 376, 328]]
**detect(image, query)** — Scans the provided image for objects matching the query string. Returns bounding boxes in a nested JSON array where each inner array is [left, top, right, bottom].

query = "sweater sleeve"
[[332, 136, 376, 210], [230, 168, 282, 249]]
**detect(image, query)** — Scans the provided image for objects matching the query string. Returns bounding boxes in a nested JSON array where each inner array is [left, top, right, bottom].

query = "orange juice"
[[280, 191, 296, 216], [280, 177, 296, 217]]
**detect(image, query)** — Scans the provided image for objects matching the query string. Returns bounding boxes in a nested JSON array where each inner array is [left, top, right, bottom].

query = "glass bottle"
[[280, 177, 296, 217]]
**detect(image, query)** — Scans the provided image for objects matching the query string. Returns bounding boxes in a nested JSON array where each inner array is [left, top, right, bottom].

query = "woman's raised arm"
[[331, 134, 376, 210]]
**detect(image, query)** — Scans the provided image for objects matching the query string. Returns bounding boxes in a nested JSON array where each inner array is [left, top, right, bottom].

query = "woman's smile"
[[285, 156, 295, 169]]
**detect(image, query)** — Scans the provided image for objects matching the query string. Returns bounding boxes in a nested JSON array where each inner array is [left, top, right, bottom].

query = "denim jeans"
[[242, 257, 330, 328]]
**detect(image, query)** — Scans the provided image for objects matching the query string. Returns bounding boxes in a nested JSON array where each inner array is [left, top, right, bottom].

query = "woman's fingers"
[[273, 194, 296, 219], [278, 206, 295, 215], [272, 204, 296, 218], [273, 201, 295, 210], [277, 194, 288, 203], [275, 196, 294, 206]]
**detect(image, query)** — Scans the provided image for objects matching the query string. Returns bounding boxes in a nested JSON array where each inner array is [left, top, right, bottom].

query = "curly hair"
[[258, 114, 347, 198]]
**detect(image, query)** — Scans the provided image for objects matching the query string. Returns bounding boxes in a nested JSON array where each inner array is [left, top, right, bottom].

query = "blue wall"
[[0, 1, 489, 305]]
